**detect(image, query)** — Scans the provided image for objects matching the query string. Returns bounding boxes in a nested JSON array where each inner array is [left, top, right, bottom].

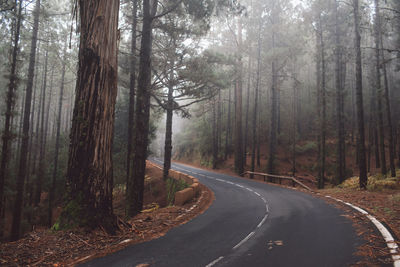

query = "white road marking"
[[233, 231, 255, 250], [205, 256, 224, 267], [257, 214, 269, 228], [326, 195, 400, 267], [164, 162, 271, 260]]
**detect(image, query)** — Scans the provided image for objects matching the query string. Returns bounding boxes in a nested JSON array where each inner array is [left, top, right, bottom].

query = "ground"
[[0, 165, 213, 266]]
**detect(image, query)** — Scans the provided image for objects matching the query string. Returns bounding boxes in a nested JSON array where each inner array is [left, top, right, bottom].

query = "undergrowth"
[[166, 178, 188, 205]]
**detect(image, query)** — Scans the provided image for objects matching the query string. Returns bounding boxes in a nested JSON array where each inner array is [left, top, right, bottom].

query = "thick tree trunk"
[[0, 0, 22, 238], [127, 0, 157, 217], [48, 44, 67, 227], [58, 0, 119, 234], [11, 0, 40, 241], [353, 0, 368, 189], [126, 0, 138, 190]]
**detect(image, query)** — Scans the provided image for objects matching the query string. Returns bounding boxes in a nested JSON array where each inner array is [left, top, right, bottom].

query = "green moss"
[[55, 194, 87, 230]]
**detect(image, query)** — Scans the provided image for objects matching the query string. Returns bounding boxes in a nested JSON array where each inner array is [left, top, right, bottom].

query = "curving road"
[[83, 159, 361, 267]]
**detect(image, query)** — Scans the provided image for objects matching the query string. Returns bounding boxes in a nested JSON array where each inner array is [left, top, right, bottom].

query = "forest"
[[0, 0, 400, 263]]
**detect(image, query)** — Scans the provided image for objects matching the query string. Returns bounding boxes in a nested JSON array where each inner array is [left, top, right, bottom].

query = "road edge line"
[[325, 195, 400, 267]]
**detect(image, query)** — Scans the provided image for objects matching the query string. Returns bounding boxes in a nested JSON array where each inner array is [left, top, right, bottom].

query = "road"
[[83, 159, 361, 267]]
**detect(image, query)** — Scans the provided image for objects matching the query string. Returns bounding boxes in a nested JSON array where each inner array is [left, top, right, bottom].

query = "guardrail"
[[243, 171, 314, 192]]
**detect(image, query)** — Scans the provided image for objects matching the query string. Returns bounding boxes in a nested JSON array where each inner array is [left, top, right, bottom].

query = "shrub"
[[166, 178, 188, 205], [295, 141, 317, 154]]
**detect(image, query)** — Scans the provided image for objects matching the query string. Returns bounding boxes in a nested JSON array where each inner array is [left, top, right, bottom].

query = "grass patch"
[[166, 178, 189, 205], [338, 174, 400, 191], [295, 141, 317, 154]]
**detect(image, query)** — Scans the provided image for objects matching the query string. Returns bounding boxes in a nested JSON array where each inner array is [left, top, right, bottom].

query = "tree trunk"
[[34, 48, 48, 207], [378, 15, 396, 177], [316, 25, 323, 189], [251, 26, 261, 178], [224, 88, 231, 160], [48, 44, 67, 227], [212, 98, 217, 169], [26, 51, 40, 207], [320, 15, 327, 190], [58, 0, 119, 234], [373, 0, 387, 176], [243, 55, 251, 167], [234, 18, 244, 175], [11, 0, 40, 241], [126, 0, 138, 191], [163, 64, 174, 179], [0, 0, 22, 238], [353, 0, 368, 189], [127, 0, 157, 217], [267, 30, 277, 177], [292, 71, 297, 177], [335, 0, 345, 184]]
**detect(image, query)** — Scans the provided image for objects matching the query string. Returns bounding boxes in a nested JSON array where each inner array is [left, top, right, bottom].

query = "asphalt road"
[[83, 159, 361, 267]]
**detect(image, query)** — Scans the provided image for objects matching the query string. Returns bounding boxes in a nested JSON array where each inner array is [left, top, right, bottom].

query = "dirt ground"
[[0, 165, 214, 266]]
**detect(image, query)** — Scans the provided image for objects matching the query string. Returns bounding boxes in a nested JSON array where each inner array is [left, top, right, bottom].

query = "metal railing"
[[242, 171, 314, 192]]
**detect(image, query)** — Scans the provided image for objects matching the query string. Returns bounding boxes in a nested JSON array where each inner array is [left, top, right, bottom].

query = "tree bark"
[[224, 88, 231, 160], [212, 98, 218, 169], [335, 0, 345, 184], [11, 0, 40, 241], [378, 12, 396, 177], [234, 18, 244, 175], [373, 0, 387, 176], [320, 15, 327, 189], [243, 55, 251, 167], [0, 0, 22, 238], [126, 0, 138, 191], [251, 25, 261, 179], [267, 30, 277, 177], [353, 0, 368, 189], [163, 62, 174, 179], [127, 0, 157, 217], [58, 0, 119, 234]]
